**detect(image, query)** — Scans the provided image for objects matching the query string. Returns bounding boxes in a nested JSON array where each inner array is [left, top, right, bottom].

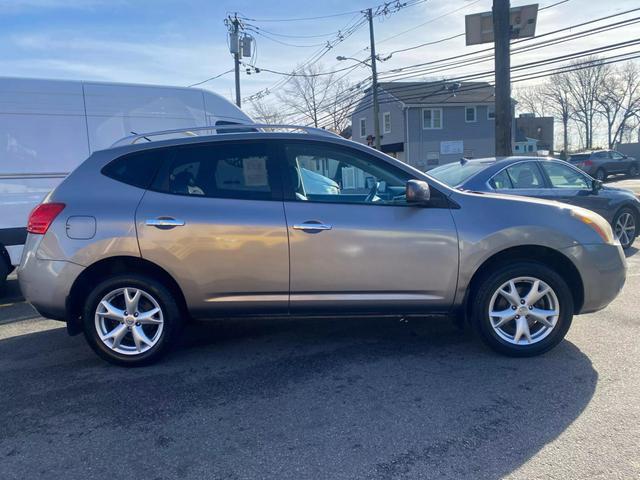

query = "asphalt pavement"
[[1, 178, 639, 480]]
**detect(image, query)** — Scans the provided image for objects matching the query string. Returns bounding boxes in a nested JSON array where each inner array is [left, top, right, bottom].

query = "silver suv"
[[18, 126, 627, 366], [569, 150, 639, 181]]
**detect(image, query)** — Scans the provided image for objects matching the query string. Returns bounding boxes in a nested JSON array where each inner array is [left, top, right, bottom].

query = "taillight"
[[27, 203, 65, 234], [583, 160, 593, 167]]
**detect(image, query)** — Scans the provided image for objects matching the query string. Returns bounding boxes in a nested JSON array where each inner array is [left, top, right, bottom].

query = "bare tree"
[[514, 84, 549, 117], [544, 73, 573, 158], [277, 64, 335, 127], [323, 79, 362, 133], [563, 56, 609, 149], [247, 98, 286, 124], [596, 62, 640, 148]]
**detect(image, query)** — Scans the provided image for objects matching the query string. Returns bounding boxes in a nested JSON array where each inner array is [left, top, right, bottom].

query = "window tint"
[[505, 162, 545, 189], [102, 150, 164, 189], [151, 142, 277, 200], [611, 151, 624, 159], [540, 162, 590, 189], [284, 143, 412, 205], [490, 169, 513, 189]]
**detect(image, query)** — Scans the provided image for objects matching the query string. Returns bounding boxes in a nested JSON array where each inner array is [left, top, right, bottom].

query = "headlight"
[[571, 209, 615, 244]]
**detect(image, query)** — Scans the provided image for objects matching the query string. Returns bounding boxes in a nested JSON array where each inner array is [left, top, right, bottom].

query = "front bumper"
[[17, 237, 84, 321], [562, 243, 627, 314]]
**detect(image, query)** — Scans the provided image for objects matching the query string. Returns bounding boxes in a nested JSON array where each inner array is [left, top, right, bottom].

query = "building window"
[[383, 112, 391, 134], [359, 118, 366, 138], [465, 106, 477, 123], [487, 105, 495, 120], [422, 108, 442, 129]]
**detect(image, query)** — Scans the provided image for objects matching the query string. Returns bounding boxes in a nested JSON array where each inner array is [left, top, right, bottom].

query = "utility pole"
[[232, 15, 242, 108], [366, 8, 381, 150], [492, 0, 512, 156]]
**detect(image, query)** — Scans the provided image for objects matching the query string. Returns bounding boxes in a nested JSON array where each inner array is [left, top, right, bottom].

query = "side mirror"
[[623, 155, 628, 159], [592, 179, 603, 193], [406, 179, 431, 205]]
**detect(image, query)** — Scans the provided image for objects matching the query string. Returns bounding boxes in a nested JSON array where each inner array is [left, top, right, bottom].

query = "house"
[[514, 128, 538, 154], [350, 81, 514, 170], [515, 114, 554, 152]]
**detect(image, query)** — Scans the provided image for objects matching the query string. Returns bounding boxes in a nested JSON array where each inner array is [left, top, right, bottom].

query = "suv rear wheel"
[[82, 274, 183, 366], [473, 262, 573, 357]]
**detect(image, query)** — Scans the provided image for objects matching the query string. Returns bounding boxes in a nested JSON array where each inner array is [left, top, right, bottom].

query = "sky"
[[0, 0, 638, 120]]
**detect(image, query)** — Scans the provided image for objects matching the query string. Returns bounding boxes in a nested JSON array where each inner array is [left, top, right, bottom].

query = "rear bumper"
[[17, 237, 84, 321], [561, 243, 626, 314]]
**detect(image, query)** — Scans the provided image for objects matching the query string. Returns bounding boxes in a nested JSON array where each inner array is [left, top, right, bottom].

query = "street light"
[[337, 52, 380, 150]]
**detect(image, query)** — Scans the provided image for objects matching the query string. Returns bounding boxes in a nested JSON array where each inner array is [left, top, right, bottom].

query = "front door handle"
[[145, 217, 185, 229], [292, 221, 332, 233]]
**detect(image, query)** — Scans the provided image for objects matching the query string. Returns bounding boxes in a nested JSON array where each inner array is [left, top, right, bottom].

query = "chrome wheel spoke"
[[137, 307, 162, 324], [524, 280, 550, 306], [529, 307, 558, 328], [104, 324, 128, 349], [499, 280, 521, 306], [98, 300, 125, 322], [513, 316, 532, 344], [132, 326, 153, 352], [491, 308, 517, 328], [124, 288, 141, 313]]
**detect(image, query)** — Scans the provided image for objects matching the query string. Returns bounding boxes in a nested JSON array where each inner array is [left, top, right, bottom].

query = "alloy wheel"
[[615, 212, 636, 248], [95, 287, 164, 355], [488, 277, 560, 346]]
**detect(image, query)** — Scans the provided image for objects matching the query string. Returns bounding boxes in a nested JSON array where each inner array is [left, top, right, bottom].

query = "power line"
[[187, 69, 234, 87]]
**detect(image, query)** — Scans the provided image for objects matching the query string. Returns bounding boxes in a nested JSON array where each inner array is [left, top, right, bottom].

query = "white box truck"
[[0, 77, 253, 288]]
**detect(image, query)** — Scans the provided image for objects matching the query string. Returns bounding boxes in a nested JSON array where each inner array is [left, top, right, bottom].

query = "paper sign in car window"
[[243, 156, 268, 186]]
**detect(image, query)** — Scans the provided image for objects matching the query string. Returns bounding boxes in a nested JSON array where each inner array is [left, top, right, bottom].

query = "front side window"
[[359, 118, 366, 138], [465, 106, 476, 122], [423, 108, 442, 129], [540, 162, 590, 189], [505, 162, 545, 189], [283, 142, 412, 206], [151, 142, 278, 200], [383, 112, 391, 133]]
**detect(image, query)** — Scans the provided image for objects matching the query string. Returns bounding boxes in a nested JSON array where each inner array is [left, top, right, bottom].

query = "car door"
[[537, 160, 611, 218], [610, 151, 629, 172], [492, 161, 553, 201], [135, 140, 290, 315], [593, 151, 613, 173], [277, 140, 459, 315]]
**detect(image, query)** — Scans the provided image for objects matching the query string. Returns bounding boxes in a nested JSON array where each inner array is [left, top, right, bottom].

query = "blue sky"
[[1, 0, 638, 107]]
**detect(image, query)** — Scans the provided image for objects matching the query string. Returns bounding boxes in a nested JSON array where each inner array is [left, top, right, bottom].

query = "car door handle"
[[292, 222, 332, 232], [145, 217, 185, 229]]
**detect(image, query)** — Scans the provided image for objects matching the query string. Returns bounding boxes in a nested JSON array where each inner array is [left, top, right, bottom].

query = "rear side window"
[[151, 142, 279, 201], [490, 169, 513, 189], [102, 150, 164, 189]]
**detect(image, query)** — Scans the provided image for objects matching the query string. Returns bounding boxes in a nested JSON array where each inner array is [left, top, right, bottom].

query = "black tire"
[[82, 274, 183, 366], [595, 168, 606, 181], [629, 163, 639, 177], [472, 262, 574, 357], [613, 207, 638, 250]]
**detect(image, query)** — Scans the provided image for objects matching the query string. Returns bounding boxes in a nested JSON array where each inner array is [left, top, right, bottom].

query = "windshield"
[[428, 161, 491, 187]]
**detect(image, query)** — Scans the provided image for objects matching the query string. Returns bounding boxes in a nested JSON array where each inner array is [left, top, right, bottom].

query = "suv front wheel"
[[473, 262, 573, 357], [82, 274, 183, 366]]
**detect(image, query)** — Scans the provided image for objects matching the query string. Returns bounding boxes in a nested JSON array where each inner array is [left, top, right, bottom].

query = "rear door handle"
[[292, 221, 332, 233], [145, 217, 185, 229]]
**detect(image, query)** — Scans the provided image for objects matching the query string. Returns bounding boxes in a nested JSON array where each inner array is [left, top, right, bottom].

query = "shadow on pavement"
[[0, 315, 597, 480]]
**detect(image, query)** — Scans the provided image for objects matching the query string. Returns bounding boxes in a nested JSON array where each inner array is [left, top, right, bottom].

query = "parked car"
[[19, 127, 626, 366], [568, 150, 639, 181], [429, 156, 640, 249], [0, 76, 253, 291]]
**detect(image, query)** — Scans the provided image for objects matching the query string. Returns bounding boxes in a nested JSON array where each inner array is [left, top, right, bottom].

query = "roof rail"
[[111, 123, 340, 147]]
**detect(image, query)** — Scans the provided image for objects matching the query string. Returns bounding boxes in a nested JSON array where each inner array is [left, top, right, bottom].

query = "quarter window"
[[102, 150, 164, 189], [505, 162, 545, 189], [422, 108, 442, 129], [465, 106, 476, 123], [540, 162, 590, 189], [151, 142, 278, 200]]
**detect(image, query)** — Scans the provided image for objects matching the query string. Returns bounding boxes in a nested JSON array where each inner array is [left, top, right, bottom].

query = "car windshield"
[[428, 161, 491, 187]]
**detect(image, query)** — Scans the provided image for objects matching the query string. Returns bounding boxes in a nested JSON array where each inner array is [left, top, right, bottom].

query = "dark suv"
[[569, 150, 639, 181]]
